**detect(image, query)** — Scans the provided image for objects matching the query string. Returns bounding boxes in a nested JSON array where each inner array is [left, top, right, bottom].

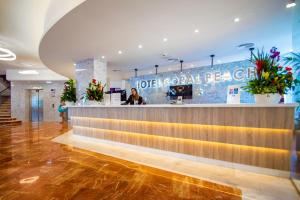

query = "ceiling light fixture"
[[0, 47, 16, 61], [234, 17, 240, 22], [18, 70, 39, 75], [163, 38, 168, 42], [286, 0, 296, 8], [210, 55, 215, 69], [155, 65, 159, 75], [138, 45, 143, 49], [134, 68, 138, 77], [118, 50, 123, 54], [194, 29, 199, 33], [180, 60, 184, 72], [73, 63, 76, 66], [249, 47, 255, 61], [101, 56, 105, 59]]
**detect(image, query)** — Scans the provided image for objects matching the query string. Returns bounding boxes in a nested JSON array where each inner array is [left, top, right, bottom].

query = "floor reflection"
[[0, 122, 242, 200]]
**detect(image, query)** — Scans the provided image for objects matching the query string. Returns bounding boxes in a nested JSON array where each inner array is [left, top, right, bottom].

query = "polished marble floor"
[[0, 122, 242, 200]]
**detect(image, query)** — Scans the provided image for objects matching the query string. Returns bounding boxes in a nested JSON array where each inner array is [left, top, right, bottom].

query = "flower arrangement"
[[243, 47, 298, 95], [61, 79, 76, 103], [85, 79, 105, 101]]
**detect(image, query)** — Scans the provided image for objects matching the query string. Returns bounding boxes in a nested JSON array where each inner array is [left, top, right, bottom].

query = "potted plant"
[[84, 79, 106, 105], [243, 47, 299, 104], [61, 79, 77, 106]]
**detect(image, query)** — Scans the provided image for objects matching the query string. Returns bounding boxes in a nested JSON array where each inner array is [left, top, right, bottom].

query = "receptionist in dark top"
[[122, 88, 145, 105]]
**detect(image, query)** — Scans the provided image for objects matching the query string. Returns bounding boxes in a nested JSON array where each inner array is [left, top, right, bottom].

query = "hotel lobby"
[[0, 0, 300, 199]]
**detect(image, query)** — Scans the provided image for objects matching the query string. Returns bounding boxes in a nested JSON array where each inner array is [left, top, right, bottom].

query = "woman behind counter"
[[122, 88, 145, 105]]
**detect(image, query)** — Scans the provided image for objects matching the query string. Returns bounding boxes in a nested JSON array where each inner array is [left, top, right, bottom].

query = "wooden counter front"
[[68, 104, 296, 171]]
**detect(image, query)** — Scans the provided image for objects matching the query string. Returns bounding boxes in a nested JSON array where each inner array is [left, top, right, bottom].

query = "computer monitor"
[[169, 84, 193, 100]]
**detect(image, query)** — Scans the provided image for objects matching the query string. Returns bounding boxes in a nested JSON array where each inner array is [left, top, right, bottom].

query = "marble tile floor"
[[53, 129, 300, 200], [0, 122, 242, 200]]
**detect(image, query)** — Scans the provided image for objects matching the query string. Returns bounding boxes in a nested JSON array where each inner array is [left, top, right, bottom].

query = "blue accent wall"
[[128, 60, 256, 104]]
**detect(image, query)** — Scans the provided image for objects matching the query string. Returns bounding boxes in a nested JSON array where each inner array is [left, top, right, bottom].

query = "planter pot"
[[65, 101, 75, 107], [86, 100, 104, 105], [254, 94, 281, 104]]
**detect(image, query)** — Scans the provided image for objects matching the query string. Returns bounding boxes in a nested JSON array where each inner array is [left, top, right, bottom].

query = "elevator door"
[[30, 89, 43, 122]]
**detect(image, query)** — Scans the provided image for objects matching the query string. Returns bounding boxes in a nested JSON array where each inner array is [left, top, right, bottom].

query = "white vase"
[[65, 101, 75, 106], [86, 100, 103, 105], [254, 94, 281, 104]]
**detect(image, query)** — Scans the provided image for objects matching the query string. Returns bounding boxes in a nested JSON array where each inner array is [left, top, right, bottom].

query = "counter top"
[[68, 103, 298, 108]]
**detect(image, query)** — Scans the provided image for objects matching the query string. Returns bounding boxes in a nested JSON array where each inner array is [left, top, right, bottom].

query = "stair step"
[[0, 115, 11, 118], [0, 117, 16, 121], [0, 120, 22, 125]]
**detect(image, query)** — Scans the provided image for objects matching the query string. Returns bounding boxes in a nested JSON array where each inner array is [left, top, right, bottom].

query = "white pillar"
[[75, 57, 107, 100]]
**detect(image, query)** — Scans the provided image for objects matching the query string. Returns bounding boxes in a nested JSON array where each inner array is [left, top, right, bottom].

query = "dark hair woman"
[[122, 88, 145, 105]]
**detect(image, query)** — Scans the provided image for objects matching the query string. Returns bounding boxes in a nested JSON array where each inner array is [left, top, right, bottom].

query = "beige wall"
[[11, 81, 65, 121]]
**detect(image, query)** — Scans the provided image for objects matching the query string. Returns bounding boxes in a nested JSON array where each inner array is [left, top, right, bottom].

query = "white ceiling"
[[39, 0, 294, 78], [0, 0, 84, 74], [0, 0, 295, 79]]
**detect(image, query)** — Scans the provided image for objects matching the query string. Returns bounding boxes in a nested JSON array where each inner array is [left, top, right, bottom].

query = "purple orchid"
[[270, 47, 280, 61]]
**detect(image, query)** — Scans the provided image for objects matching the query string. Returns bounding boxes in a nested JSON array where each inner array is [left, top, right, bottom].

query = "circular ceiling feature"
[[0, 47, 16, 61]]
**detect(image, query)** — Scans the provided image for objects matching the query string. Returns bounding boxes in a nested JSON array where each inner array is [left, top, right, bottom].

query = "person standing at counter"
[[122, 88, 145, 105]]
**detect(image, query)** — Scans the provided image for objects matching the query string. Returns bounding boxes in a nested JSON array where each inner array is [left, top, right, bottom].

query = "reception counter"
[[68, 104, 297, 172]]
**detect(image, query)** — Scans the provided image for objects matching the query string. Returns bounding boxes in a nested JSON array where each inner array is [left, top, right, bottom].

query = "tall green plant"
[[61, 79, 77, 102], [283, 52, 300, 111]]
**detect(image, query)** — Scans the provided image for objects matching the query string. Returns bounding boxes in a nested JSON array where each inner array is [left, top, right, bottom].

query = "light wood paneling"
[[71, 117, 293, 150], [73, 126, 291, 171], [69, 107, 295, 129], [69, 106, 295, 171]]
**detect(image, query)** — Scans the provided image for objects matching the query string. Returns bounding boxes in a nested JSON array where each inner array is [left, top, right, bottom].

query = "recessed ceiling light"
[[101, 56, 105, 59], [75, 69, 87, 72], [118, 50, 123, 54], [0, 47, 16, 61], [194, 29, 199, 33], [234, 17, 240, 22], [73, 63, 76, 66], [163, 38, 168, 42], [138, 44, 143, 49], [286, 2, 296, 8], [18, 70, 39, 75], [46, 81, 52, 84]]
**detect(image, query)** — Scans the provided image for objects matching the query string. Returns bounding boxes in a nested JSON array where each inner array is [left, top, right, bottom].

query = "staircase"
[[0, 74, 21, 126], [0, 97, 21, 125]]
